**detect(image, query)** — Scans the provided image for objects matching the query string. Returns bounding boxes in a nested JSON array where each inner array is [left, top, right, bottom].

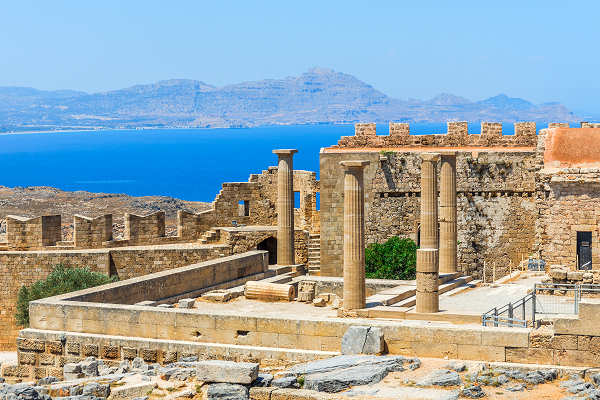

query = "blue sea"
[[0, 123, 540, 202]]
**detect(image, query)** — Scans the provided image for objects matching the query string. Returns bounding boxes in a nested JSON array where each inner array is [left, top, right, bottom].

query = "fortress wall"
[[320, 148, 538, 278], [336, 121, 539, 148], [6, 215, 61, 250], [0, 243, 229, 351], [220, 228, 309, 265], [73, 214, 112, 248], [124, 211, 165, 245]]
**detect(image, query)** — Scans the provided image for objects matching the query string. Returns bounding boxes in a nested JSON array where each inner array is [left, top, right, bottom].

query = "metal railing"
[[482, 283, 600, 328]]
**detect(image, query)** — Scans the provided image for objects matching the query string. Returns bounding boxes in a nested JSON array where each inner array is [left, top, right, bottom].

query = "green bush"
[[365, 236, 417, 280], [16, 264, 117, 327]]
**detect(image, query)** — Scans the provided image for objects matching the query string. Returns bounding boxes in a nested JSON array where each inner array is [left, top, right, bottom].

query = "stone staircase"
[[366, 272, 475, 307], [307, 233, 321, 275], [199, 229, 219, 245]]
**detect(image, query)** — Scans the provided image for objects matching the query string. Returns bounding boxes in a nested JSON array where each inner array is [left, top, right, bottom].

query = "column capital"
[[273, 149, 298, 157], [421, 153, 440, 162], [339, 160, 370, 170]]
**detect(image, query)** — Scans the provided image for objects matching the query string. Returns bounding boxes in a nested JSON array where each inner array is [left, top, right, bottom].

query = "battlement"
[[334, 121, 555, 149], [5, 215, 61, 250]]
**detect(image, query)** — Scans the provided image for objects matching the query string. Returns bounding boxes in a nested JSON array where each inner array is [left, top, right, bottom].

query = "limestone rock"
[[303, 364, 391, 393], [178, 298, 195, 308], [252, 373, 273, 387], [461, 384, 485, 398], [506, 384, 525, 392], [445, 362, 466, 372], [63, 363, 83, 381], [341, 326, 384, 355], [82, 382, 111, 398], [195, 360, 258, 384], [284, 355, 410, 378], [204, 383, 249, 400], [271, 376, 299, 388], [417, 369, 462, 387], [312, 298, 327, 307], [567, 271, 584, 281], [549, 266, 567, 280], [202, 290, 232, 302]]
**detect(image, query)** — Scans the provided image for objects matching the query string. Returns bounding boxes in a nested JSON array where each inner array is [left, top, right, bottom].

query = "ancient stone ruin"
[[2, 122, 600, 399]]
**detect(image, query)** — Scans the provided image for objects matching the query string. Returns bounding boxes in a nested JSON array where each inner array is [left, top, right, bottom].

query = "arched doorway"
[[257, 237, 277, 265]]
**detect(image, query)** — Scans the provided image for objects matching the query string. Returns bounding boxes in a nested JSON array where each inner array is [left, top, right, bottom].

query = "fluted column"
[[273, 149, 298, 266], [416, 153, 440, 313], [340, 160, 370, 310], [439, 152, 457, 273]]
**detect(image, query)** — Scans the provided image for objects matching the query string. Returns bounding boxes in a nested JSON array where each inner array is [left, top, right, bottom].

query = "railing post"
[[575, 284, 580, 314], [532, 287, 537, 327], [493, 307, 498, 327], [508, 302, 513, 326]]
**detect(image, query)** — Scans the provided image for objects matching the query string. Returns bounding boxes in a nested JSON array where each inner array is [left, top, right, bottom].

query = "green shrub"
[[365, 236, 417, 280], [16, 264, 117, 327]]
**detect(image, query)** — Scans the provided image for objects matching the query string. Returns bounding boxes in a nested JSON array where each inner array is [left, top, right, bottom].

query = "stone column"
[[340, 160, 370, 310], [416, 153, 440, 313], [439, 152, 457, 274], [273, 149, 298, 266]]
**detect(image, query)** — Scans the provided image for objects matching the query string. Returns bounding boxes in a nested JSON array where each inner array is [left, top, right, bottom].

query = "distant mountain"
[[0, 68, 578, 132]]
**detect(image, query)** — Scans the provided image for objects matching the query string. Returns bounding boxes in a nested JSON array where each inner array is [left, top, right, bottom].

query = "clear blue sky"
[[1, 1, 598, 116]]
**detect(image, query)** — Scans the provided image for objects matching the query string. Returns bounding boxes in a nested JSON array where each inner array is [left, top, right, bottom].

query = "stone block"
[[46, 341, 63, 355], [140, 348, 158, 362], [341, 326, 369, 354], [551, 334, 578, 350], [506, 348, 553, 364], [249, 387, 277, 400], [122, 347, 137, 360], [549, 267, 567, 280], [18, 351, 37, 365], [481, 327, 529, 347], [457, 344, 505, 362], [178, 298, 196, 309], [17, 338, 45, 352], [101, 345, 119, 359], [163, 351, 177, 363], [39, 353, 56, 366], [196, 360, 259, 384], [66, 342, 80, 355], [567, 271, 584, 281], [82, 344, 98, 357]]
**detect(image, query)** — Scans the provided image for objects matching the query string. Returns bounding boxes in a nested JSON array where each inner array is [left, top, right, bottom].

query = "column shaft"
[[416, 153, 440, 313], [273, 149, 297, 265], [439, 153, 457, 273], [340, 160, 370, 310]]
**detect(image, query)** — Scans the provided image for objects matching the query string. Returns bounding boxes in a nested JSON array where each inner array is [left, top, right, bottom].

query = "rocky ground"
[[0, 186, 211, 241], [1, 354, 599, 399]]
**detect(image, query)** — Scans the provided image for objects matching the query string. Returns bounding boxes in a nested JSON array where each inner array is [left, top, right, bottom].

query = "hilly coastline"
[[0, 68, 578, 132]]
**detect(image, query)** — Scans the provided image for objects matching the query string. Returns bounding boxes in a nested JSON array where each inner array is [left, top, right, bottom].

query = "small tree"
[[16, 264, 117, 327], [365, 236, 417, 280]]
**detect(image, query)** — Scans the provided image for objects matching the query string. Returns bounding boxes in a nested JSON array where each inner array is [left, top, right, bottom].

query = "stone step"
[[269, 265, 292, 275], [392, 275, 474, 308], [366, 273, 461, 307]]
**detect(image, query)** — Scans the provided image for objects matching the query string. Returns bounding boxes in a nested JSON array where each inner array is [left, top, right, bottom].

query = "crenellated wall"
[[124, 211, 166, 245], [6, 215, 61, 250], [335, 121, 539, 148], [73, 214, 112, 248]]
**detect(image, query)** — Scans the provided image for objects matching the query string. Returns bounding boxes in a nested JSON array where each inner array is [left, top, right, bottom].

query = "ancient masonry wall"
[[1, 167, 320, 251], [320, 122, 541, 278], [6, 215, 61, 250], [336, 121, 538, 148], [73, 214, 112, 248], [0, 244, 229, 351], [12, 300, 600, 380]]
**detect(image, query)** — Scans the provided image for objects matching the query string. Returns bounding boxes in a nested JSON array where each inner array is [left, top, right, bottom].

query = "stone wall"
[[320, 148, 538, 278], [0, 243, 229, 351], [6, 215, 61, 250], [335, 121, 538, 149], [124, 211, 165, 245], [220, 228, 309, 265], [15, 297, 600, 380], [73, 214, 112, 248]]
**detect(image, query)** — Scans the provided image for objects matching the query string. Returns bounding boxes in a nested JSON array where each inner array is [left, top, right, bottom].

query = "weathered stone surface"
[[271, 376, 299, 389], [252, 373, 273, 388], [62, 363, 83, 381], [80, 357, 99, 377], [205, 383, 249, 400], [178, 298, 195, 309], [340, 326, 384, 355], [461, 384, 485, 398], [196, 360, 259, 384], [445, 362, 466, 372], [417, 369, 462, 387], [82, 382, 111, 398], [284, 355, 410, 378], [303, 364, 390, 393]]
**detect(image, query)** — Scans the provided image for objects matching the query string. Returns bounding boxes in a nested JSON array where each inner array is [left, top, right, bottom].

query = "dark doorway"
[[257, 237, 277, 265], [577, 231, 592, 270]]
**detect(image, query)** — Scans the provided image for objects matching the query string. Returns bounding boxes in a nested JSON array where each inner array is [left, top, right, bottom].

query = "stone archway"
[[257, 237, 277, 265]]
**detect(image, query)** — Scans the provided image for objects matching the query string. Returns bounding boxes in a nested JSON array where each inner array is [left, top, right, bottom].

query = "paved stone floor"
[[436, 272, 547, 315]]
